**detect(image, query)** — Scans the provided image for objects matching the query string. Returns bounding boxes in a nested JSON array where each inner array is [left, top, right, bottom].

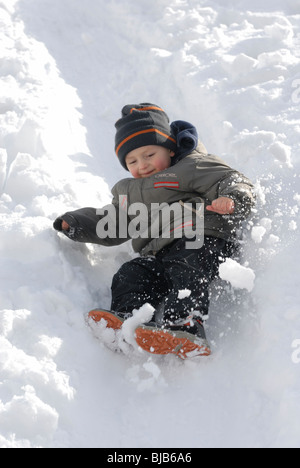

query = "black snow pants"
[[111, 236, 234, 324]]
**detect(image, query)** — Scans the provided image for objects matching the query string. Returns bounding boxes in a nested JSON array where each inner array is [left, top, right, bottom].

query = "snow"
[[251, 225, 267, 243], [0, 0, 300, 448], [178, 289, 192, 300], [219, 259, 256, 292]]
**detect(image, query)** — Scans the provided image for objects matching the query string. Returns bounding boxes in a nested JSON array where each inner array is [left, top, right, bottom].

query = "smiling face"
[[125, 145, 175, 179]]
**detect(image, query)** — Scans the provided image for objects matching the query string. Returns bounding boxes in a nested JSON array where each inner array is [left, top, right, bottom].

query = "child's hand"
[[206, 197, 235, 215], [53, 217, 70, 232], [62, 220, 70, 231]]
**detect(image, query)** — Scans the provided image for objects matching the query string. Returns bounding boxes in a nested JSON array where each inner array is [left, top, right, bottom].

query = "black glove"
[[53, 217, 64, 231]]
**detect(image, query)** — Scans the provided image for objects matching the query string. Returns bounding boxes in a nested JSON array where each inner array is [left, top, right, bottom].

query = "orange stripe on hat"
[[116, 128, 177, 156], [130, 106, 165, 114]]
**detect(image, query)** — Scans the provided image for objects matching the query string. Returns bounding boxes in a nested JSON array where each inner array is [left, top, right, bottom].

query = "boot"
[[135, 317, 211, 359], [88, 308, 131, 330]]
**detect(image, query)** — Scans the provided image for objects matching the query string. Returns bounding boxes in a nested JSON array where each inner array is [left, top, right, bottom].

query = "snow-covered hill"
[[0, 0, 300, 448]]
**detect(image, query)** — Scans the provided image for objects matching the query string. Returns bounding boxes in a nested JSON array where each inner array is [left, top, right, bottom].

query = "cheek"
[[128, 166, 140, 178], [153, 158, 169, 171]]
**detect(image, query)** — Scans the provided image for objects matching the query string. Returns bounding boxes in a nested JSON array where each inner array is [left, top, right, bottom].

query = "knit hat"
[[115, 103, 178, 170]]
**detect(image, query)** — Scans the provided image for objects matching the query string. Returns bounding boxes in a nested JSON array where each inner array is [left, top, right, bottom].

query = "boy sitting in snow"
[[54, 103, 255, 358]]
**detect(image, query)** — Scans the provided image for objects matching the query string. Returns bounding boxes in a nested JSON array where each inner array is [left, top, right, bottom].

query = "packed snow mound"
[[0, 0, 300, 448], [219, 259, 255, 292]]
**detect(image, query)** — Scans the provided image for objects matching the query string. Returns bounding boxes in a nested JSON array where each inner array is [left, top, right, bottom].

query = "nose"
[[139, 160, 149, 171]]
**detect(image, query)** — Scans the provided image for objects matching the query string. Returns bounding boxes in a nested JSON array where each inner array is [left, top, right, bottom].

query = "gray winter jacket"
[[54, 145, 255, 256]]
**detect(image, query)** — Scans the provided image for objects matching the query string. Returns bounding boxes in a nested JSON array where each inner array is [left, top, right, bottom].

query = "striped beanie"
[[115, 103, 178, 170]]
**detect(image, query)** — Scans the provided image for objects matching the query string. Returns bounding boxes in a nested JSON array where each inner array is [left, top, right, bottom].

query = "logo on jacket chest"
[[154, 173, 177, 178], [154, 173, 179, 189]]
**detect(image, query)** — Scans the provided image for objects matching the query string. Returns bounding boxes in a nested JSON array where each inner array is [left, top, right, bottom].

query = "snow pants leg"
[[111, 236, 233, 323], [111, 256, 168, 314]]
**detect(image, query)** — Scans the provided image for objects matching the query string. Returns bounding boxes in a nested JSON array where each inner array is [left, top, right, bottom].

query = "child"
[[54, 103, 255, 359]]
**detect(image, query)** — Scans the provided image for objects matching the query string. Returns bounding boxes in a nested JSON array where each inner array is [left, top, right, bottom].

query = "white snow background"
[[0, 0, 300, 448]]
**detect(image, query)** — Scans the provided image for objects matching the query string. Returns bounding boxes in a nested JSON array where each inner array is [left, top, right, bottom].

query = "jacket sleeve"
[[217, 171, 256, 219], [53, 198, 130, 247], [191, 153, 256, 220]]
